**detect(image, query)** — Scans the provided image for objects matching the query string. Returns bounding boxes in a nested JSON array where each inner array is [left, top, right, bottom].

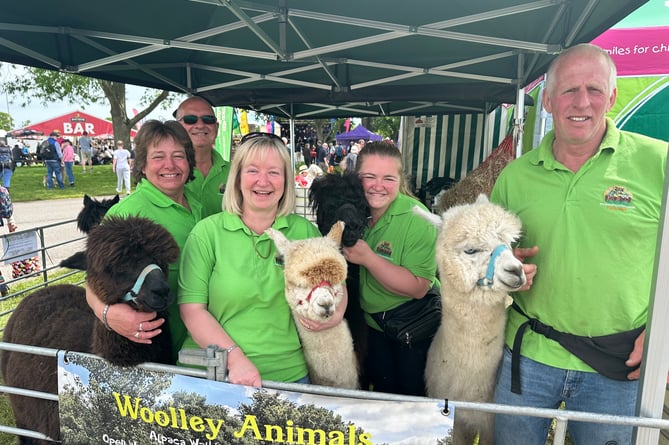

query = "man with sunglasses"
[[174, 96, 230, 218]]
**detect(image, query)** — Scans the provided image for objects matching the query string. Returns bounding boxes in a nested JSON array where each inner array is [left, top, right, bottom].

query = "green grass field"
[[8, 163, 124, 202]]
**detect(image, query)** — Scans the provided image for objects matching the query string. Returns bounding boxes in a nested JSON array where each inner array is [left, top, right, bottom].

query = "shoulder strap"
[[510, 302, 564, 394]]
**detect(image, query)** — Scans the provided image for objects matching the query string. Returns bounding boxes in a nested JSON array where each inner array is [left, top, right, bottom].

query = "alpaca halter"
[[299, 281, 333, 305], [122, 264, 162, 304], [476, 245, 509, 287]]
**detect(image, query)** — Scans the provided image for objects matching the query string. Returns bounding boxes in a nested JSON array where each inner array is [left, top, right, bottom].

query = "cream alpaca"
[[415, 194, 526, 445], [266, 221, 359, 389]]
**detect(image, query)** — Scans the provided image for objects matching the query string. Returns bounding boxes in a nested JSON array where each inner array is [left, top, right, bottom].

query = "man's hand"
[[513, 246, 538, 291], [625, 330, 669, 383], [626, 330, 644, 380]]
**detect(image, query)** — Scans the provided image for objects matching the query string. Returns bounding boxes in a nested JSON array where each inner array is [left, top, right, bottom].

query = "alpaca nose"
[[504, 264, 526, 287], [319, 302, 334, 317]]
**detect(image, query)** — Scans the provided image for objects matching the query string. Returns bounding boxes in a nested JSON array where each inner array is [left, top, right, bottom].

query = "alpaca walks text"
[[113, 392, 373, 444]]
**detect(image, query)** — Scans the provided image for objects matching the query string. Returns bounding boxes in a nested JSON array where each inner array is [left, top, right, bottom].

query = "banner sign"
[[592, 27, 669, 76], [1, 230, 38, 264], [58, 352, 454, 444]]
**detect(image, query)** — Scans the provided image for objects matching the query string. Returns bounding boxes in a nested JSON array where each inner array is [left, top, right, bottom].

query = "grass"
[[8, 164, 122, 202]]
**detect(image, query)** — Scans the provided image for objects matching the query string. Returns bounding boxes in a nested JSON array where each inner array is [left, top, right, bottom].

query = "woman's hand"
[[342, 239, 373, 266], [86, 285, 164, 344], [297, 286, 348, 332], [226, 348, 262, 387], [105, 303, 164, 343]]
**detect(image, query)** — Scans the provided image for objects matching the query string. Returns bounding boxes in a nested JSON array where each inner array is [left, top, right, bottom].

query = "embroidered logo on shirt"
[[375, 241, 392, 258], [601, 185, 634, 211]]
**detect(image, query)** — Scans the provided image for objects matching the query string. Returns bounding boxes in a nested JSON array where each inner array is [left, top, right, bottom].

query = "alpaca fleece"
[[417, 195, 526, 445], [1, 216, 179, 444], [59, 194, 120, 270], [308, 173, 369, 385], [267, 221, 359, 389]]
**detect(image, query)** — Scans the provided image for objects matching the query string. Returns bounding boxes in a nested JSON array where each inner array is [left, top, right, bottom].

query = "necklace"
[[250, 233, 272, 259]]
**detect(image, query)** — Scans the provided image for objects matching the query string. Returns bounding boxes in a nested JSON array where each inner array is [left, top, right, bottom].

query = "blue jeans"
[[0, 165, 12, 188], [64, 161, 75, 185], [45, 160, 64, 189], [493, 346, 638, 445]]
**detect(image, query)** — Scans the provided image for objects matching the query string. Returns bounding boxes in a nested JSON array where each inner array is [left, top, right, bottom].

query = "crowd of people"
[[2, 41, 666, 444]]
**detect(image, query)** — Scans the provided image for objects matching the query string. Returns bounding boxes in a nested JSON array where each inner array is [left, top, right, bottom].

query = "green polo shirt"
[[178, 212, 320, 382], [185, 149, 229, 219], [106, 179, 202, 362], [491, 118, 667, 372], [359, 193, 439, 328]]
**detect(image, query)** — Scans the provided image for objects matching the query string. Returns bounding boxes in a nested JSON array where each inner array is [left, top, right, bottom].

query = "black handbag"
[[371, 285, 442, 348]]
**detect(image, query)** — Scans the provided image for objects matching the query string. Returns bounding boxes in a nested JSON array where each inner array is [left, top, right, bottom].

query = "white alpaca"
[[266, 221, 359, 389], [416, 194, 526, 445]]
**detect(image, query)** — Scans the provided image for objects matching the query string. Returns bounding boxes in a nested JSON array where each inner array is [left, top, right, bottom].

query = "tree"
[[0, 111, 14, 131], [369, 116, 401, 141], [1, 65, 175, 145]]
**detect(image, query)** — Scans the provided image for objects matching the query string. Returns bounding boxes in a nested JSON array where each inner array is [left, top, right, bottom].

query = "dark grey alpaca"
[[59, 194, 119, 270], [1, 216, 179, 444]]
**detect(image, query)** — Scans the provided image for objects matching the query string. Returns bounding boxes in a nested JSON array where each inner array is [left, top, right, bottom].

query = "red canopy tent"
[[23, 110, 137, 138]]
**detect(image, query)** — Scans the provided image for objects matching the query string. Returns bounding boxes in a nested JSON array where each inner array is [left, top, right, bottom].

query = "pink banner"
[[592, 27, 669, 76]]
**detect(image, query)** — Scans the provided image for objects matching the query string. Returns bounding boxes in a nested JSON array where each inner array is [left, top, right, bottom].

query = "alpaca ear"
[[475, 194, 490, 204], [413, 205, 443, 229], [265, 228, 291, 255], [327, 221, 345, 246]]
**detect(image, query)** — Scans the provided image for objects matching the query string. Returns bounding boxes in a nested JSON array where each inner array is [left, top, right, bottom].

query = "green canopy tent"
[[2, 1, 667, 442], [0, 0, 645, 119]]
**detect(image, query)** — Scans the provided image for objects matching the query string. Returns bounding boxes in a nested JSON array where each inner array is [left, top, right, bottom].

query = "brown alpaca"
[[1, 216, 179, 444]]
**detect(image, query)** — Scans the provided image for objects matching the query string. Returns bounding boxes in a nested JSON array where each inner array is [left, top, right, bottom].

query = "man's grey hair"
[[545, 43, 617, 96]]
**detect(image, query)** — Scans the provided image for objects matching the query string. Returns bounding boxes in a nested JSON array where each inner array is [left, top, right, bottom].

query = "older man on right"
[[491, 43, 668, 444]]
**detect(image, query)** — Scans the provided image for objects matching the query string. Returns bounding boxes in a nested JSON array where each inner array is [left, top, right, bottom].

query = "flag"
[[214, 106, 233, 162], [240, 110, 249, 135], [132, 108, 141, 130], [232, 109, 240, 132], [344, 118, 351, 132]]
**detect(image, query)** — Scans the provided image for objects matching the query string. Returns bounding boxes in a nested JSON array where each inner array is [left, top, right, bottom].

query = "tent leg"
[[513, 53, 525, 158]]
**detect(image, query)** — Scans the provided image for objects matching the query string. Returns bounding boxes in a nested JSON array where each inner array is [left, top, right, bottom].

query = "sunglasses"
[[179, 114, 217, 125], [240, 132, 284, 144]]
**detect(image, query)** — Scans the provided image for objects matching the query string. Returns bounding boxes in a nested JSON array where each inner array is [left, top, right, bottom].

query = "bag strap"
[[510, 302, 565, 394]]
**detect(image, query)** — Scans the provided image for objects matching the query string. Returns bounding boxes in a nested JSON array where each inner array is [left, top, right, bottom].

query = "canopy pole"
[[289, 107, 296, 170], [634, 156, 669, 445], [513, 52, 525, 158]]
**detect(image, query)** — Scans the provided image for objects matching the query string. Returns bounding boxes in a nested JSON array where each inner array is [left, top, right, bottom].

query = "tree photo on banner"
[[59, 352, 455, 444]]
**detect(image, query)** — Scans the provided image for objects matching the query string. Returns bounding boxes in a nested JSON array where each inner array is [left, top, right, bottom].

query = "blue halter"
[[122, 264, 162, 304], [476, 245, 509, 287]]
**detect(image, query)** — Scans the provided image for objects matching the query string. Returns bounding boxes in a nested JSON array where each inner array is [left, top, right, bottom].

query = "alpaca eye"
[[464, 248, 480, 255]]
